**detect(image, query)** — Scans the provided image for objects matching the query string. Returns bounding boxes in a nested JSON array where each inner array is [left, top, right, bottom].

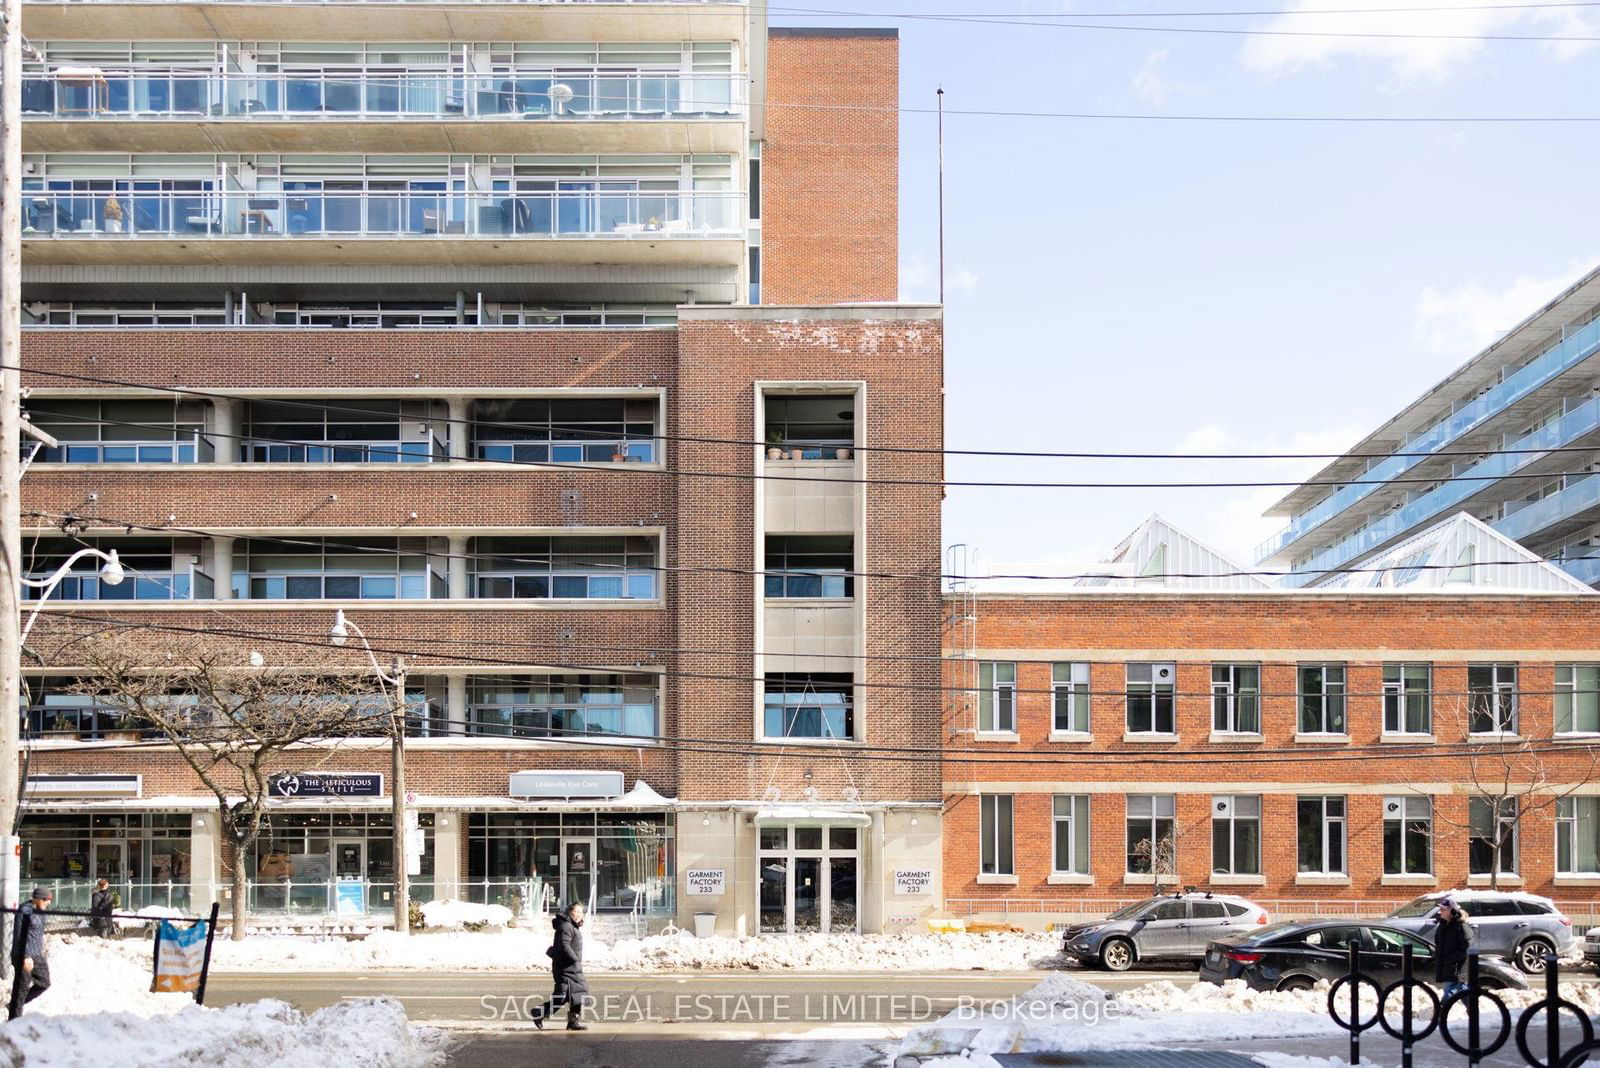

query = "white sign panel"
[[894, 869, 934, 896], [508, 770, 625, 799], [685, 869, 726, 896]]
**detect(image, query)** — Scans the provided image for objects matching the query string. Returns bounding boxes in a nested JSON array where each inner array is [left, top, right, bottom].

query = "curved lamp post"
[[19, 548, 123, 647], [330, 609, 410, 934]]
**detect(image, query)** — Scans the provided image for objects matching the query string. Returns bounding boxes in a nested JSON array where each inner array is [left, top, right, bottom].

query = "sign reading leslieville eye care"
[[508, 770, 626, 799], [893, 869, 934, 896]]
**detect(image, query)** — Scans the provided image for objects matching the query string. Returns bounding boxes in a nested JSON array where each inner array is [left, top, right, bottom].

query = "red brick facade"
[[943, 593, 1600, 912], [761, 29, 899, 305]]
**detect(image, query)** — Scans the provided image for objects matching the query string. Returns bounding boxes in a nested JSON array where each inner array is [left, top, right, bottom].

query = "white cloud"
[[1413, 257, 1600, 358], [900, 253, 979, 302], [948, 268, 980, 294], [1241, 0, 1599, 83], [1132, 49, 1174, 105]]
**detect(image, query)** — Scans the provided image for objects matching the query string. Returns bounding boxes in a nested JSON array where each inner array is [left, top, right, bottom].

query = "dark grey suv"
[[1384, 891, 1576, 973], [1060, 892, 1268, 971]]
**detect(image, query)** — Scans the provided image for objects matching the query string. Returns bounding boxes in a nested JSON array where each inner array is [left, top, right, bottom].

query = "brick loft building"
[[944, 515, 1600, 930], [15, 1, 944, 937]]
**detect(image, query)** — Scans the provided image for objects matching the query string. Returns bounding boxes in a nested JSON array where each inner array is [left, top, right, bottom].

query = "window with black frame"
[[763, 535, 853, 598], [763, 673, 853, 740], [471, 397, 656, 464]]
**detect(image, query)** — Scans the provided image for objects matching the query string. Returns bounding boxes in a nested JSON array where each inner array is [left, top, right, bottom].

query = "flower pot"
[[767, 447, 783, 460], [835, 448, 851, 460], [611, 453, 626, 463]]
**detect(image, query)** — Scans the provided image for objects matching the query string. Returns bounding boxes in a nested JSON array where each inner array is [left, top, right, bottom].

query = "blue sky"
[[772, 1, 1600, 583]]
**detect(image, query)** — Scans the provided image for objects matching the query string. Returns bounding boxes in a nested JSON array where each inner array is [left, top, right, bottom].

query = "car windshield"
[[1106, 900, 1158, 921], [1390, 896, 1442, 918]]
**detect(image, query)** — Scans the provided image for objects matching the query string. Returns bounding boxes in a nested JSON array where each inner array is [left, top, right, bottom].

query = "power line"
[[24, 508, 1597, 591], [12, 367, 1597, 491]]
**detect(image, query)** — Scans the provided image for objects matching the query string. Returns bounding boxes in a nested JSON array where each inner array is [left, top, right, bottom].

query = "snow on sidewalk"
[[0, 939, 450, 1067], [80, 927, 1066, 973]]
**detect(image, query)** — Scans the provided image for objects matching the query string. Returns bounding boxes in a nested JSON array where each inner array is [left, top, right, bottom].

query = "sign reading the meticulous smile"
[[269, 772, 383, 798]]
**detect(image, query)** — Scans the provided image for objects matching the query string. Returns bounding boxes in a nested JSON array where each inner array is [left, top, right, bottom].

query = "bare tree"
[[1430, 696, 1600, 892], [1130, 832, 1178, 894], [69, 633, 387, 940]]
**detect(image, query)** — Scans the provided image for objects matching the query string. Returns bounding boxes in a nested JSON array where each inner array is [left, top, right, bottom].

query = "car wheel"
[[1100, 938, 1135, 972], [1276, 976, 1315, 993], [1515, 938, 1555, 974]]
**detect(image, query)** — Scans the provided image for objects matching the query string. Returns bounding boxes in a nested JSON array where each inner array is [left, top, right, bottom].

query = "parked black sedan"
[[1198, 920, 1529, 992]]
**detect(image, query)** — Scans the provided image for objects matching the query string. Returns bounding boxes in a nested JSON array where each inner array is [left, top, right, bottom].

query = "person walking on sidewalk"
[[533, 902, 589, 1031], [89, 879, 115, 938], [1434, 897, 1474, 1001], [8, 887, 54, 1020]]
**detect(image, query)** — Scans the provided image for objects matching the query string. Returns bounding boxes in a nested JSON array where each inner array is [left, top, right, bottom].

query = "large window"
[[30, 399, 206, 464], [232, 537, 439, 600], [466, 812, 673, 916], [763, 673, 853, 740], [25, 537, 211, 601], [980, 794, 1014, 876], [1052, 663, 1090, 734], [1298, 664, 1346, 734], [1211, 795, 1261, 875], [240, 399, 443, 463], [978, 662, 1016, 734], [471, 536, 656, 601], [1383, 664, 1432, 735], [1211, 664, 1260, 734], [763, 394, 855, 456], [19, 813, 194, 912], [467, 674, 657, 739], [472, 397, 656, 464], [1383, 795, 1432, 875], [1297, 796, 1346, 875], [764, 535, 853, 598], [1556, 665, 1600, 735], [1468, 664, 1519, 734], [1126, 663, 1175, 735], [1052, 795, 1090, 875], [1126, 794, 1175, 875], [1557, 797, 1600, 875], [1469, 796, 1518, 876]]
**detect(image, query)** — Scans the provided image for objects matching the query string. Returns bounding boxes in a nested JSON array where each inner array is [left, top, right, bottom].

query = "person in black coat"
[[89, 879, 115, 938], [1433, 897, 1473, 1000], [533, 902, 589, 1031], [8, 886, 54, 1020]]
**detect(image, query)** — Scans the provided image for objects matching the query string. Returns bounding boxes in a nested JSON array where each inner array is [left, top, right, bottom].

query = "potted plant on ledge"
[[766, 429, 785, 461]]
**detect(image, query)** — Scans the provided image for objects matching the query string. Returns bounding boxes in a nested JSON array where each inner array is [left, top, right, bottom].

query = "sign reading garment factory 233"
[[269, 772, 384, 798]]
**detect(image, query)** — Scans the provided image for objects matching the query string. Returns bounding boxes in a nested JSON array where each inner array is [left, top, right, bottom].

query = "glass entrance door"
[[91, 841, 126, 882], [755, 824, 861, 934], [333, 838, 366, 916], [793, 857, 821, 933], [563, 838, 595, 911]]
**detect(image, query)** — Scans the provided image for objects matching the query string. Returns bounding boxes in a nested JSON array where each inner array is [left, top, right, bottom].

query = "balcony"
[[21, 187, 744, 267], [24, 71, 746, 154], [472, 397, 657, 465], [1495, 473, 1600, 547], [1284, 394, 1600, 583], [23, 301, 683, 328], [28, 398, 211, 462], [1258, 313, 1600, 564], [239, 399, 447, 464], [1556, 553, 1600, 587], [471, 536, 658, 601], [467, 673, 658, 740], [23, 538, 214, 601]]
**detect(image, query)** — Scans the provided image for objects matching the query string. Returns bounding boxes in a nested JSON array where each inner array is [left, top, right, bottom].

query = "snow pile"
[[24, 936, 192, 1018], [80, 927, 1063, 974], [116, 906, 185, 931], [897, 975, 1341, 1067], [0, 997, 450, 1067], [418, 900, 513, 930]]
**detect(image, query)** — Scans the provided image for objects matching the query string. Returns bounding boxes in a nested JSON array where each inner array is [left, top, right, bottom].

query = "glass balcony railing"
[[1283, 394, 1600, 584], [1494, 473, 1600, 545], [472, 570, 656, 600], [1556, 553, 1600, 586], [1258, 314, 1600, 563], [38, 436, 202, 463], [240, 437, 443, 463], [21, 569, 208, 600], [475, 439, 654, 464], [24, 71, 744, 121], [23, 188, 741, 240]]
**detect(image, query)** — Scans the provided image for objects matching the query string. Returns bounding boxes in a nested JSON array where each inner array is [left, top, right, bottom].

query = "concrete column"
[[862, 809, 885, 934], [446, 675, 468, 733], [209, 536, 234, 601], [432, 811, 461, 900], [447, 535, 470, 600], [210, 398, 239, 463], [447, 397, 470, 460], [190, 810, 219, 910]]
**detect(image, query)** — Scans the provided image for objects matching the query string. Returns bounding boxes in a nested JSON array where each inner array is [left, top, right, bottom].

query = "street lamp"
[[328, 609, 411, 934], [19, 547, 123, 647]]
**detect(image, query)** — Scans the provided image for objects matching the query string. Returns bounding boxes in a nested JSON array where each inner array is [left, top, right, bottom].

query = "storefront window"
[[250, 811, 433, 917], [466, 811, 674, 917], [19, 812, 193, 911], [757, 822, 861, 935]]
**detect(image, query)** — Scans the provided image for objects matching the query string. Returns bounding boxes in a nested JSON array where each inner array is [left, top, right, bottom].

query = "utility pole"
[[389, 656, 409, 934], [1, 0, 27, 927]]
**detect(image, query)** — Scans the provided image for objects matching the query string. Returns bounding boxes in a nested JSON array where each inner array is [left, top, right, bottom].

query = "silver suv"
[[1060, 892, 1269, 971], [1384, 891, 1576, 973]]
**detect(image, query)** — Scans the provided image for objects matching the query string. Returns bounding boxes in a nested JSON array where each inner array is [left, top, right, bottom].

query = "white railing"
[[25, 71, 744, 121], [24, 187, 741, 240]]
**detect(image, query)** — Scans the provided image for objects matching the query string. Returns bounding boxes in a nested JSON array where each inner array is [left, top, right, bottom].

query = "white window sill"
[[977, 873, 1019, 886], [1295, 733, 1351, 745], [1209, 874, 1266, 886], [1553, 874, 1600, 887], [1122, 732, 1179, 743], [1380, 733, 1435, 744], [1381, 874, 1438, 887], [1209, 732, 1263, 744], [1467, 874, 1523, 886], [1047, 873, 1094, 885], [974, 731, 1021, 743], [1468, 733, 1523, 743], [1295, 873, 1351, 886], [1049, 731, 1094, 743], [1555, 733, 1600, 744], [1123, 873, 1157, 885]]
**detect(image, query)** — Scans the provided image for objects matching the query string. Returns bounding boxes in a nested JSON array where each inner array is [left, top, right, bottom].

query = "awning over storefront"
[[752, 806, 872, 825]]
